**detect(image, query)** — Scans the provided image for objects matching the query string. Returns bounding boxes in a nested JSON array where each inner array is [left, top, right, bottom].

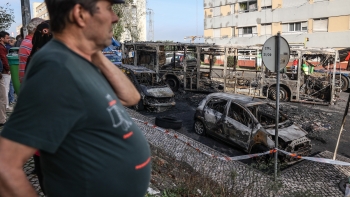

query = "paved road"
[[139, 99, 246, 158]]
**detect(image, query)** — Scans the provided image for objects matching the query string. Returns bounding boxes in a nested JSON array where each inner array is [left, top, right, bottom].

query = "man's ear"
[[70, 4, 90, 28]]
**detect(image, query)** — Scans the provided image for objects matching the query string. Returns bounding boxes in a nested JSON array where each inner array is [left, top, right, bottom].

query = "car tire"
[[340, 75, 349, 92], [194, 120, 206, 136], [165, 76, 179, 92], [268, 86, 289, 101], [155, 116, 182, 130]]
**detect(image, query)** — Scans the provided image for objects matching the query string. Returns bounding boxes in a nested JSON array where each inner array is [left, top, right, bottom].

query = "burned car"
[[194, 93, 311, 158], [118, 64, 176, 112]]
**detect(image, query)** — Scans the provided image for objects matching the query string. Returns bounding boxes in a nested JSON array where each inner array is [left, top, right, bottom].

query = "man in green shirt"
[[0, 0, 151, 196]]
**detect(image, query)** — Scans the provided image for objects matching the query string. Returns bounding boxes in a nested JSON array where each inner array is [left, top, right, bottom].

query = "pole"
[[274, 32, 281, 181], [21, 0, 31, 37], [333, 93, 350, 160]]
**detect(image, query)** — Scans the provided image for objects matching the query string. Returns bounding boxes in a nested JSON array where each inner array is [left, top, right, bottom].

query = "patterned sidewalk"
[[24, 158, 44, 196]]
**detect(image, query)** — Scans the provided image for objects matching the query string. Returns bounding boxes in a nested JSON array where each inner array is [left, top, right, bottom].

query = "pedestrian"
[[0, 31, 12, 112], [8, 80, 15, 105], [18, 18, 44, 83], [14, 32, 23, 47], [0, 1, 151, 197], [0, 58, 5, 127]]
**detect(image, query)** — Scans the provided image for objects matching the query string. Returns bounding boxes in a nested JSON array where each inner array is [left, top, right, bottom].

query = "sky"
[[3, 0, 205, 43]]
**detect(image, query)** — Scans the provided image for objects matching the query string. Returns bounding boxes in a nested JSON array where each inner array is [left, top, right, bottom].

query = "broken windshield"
[[248, 103, 291, 128], [134, 73, 166, 87]]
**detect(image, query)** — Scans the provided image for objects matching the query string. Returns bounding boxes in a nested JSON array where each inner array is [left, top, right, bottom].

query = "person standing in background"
[[0, 31, 12, 112], [19, 18, 44, 83], [14, 28, 24, 47]]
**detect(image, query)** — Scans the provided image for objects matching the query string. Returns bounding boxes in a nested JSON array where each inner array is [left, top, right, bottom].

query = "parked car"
[[193, 93, 311, 159], [117, 64, 176, 112]]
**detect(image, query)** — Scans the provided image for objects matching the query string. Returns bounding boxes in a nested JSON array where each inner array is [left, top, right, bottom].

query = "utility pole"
[[21, 0, 31, 37]]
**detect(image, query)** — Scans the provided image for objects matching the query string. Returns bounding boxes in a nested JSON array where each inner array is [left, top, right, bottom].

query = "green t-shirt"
[[1, 39, 151, 197]]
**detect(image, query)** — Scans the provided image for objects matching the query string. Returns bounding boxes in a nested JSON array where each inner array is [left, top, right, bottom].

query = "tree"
[[112, 0, 146, 42], [0, 3, 15, 31]]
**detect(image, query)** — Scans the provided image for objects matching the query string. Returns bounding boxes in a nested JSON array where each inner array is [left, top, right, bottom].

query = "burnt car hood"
[[143, 86, 174, 98], [265, 124, 307, 142]]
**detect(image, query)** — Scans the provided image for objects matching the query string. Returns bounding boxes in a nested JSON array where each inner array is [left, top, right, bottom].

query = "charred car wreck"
[[194, 93, 311, 160], [117, 64, 176, 112], [122, 42, 223, 92]]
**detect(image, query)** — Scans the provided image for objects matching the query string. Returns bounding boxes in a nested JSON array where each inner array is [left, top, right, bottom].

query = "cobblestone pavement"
[[128, 108, 350, 196], [280, 151, 350, 196], [24, 158, 44, 196]]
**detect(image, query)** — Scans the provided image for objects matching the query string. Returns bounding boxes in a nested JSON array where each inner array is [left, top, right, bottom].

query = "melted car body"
[[194, 93, 311, 157], [118, 64, 176, 112]]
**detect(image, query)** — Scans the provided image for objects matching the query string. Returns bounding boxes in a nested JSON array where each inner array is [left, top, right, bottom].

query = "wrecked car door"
[[203, 97, 229, 135], [224, 102, 254, 151]]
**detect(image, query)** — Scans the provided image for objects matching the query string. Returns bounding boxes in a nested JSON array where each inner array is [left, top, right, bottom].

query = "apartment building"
[[119, 0, 147, 42], [204, 0, 350, 48], [34, 2, 49, 20]]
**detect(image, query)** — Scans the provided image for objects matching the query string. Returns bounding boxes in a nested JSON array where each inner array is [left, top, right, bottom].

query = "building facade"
[[204, 0, 350, 48], [33, 2, 49, 20], [119, 0, 147, 42]]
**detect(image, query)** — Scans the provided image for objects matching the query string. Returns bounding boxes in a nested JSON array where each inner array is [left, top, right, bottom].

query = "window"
[[289, 23, 301, 31], [283, 22, 307, 33], [243, 27, 252, 34], [238, 26, 257, 37], [313, 18, 328, 32], [213, 28, 220, 38], [213, 7, 221, 17], [260, 23, 272, 36], [206, 98, 228, 114], [228, 103, 252, 127], [261, 6, 272, 10], [239, 1, 257, 13], [260, 0, 272, 9], [238, 49, 257, 60]]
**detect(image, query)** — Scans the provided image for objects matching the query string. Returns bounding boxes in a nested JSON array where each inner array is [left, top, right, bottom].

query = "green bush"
[[227, 56, 236, 67]]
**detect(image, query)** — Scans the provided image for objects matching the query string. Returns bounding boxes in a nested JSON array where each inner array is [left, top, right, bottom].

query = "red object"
[[293, 59, 298, 66], [0, 44, 10, 74], [345, 52, 350, 61], [19, 35, 33, 83], [35, 151, 40, 156]]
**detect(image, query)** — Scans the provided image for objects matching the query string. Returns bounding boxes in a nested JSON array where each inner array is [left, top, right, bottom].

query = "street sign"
[[262, 36, 290, 72]]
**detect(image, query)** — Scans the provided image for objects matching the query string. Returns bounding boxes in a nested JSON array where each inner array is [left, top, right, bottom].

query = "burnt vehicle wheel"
[[268, 86, 289, 101], [194, 120, 206, 136], [165, 76, 179, 92], [339, 75, 349, 92], [155, 116, 182, 130]]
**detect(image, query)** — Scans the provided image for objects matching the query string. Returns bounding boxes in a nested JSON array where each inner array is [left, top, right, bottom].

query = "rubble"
[[279, 103, 335, 134]]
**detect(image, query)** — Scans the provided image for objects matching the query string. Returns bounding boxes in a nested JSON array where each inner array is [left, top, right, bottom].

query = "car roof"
[[118, 64, 156, 74], [208, 93, 266, 107]]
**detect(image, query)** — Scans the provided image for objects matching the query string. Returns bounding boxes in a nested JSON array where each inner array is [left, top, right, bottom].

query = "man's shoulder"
[[33, 40, 78, 63]]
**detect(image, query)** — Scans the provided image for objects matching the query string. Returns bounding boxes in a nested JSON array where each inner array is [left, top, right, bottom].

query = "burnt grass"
[[150, 145, 236, 197]]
